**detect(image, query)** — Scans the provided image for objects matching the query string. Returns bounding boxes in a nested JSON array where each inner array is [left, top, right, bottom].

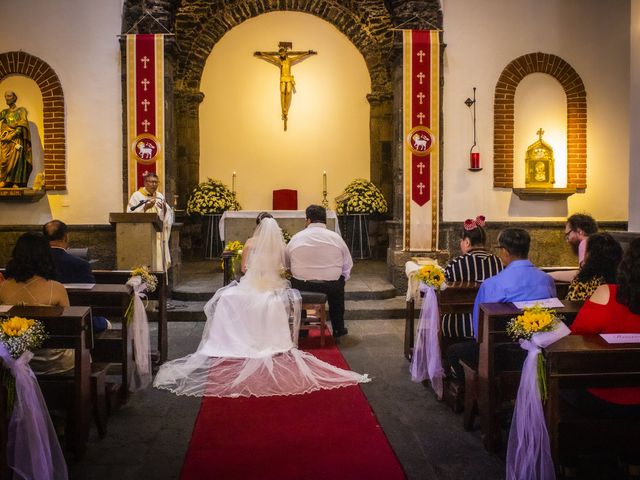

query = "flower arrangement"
[[506, 306, 566, 400], [335, 178, 388, 215], [129, 266, 158, 293], [221, 241, 244, 277], [281, 229, 292, 244], [506, 305, 560, 341], [0, 316, 48, 414], [186, 178, 241, 215], [416, 264, 446, 290]]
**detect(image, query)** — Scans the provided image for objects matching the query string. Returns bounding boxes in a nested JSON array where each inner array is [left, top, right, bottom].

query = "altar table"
[[219, 210, 340, 242]]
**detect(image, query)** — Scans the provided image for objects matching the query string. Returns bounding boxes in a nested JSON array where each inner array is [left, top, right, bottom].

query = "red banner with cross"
[[126, 34, 165, 199], [402, 30, 440, 251]]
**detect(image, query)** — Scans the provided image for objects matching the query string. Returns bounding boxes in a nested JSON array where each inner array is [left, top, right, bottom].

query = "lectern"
[[109, 213, 162, 270]]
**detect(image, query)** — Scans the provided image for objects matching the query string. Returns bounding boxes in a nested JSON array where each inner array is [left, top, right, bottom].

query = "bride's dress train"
[[154, 218, 369, 398]]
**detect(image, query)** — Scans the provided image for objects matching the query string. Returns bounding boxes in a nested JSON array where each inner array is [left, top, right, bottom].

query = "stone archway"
[[493, 52, 587, 190], [0, 51, 66, 190], [170, 1, 396, 205]]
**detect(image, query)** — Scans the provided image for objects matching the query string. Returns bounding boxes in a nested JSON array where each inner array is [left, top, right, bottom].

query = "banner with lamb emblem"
[[126, 34, 165, 198], [403, 30, 440, 251]]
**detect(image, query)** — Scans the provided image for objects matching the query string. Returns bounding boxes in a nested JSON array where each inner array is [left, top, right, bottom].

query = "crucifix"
[[254, 42, 317, 131]]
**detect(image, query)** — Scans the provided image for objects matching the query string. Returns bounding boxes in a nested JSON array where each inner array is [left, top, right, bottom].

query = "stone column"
[[174, 89, 205, 209], [368, 92, 394, 208]]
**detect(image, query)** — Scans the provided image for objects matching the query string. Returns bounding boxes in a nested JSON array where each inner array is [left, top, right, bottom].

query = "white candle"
[[323, 171, 327, 191], [232, 171, 236, 193]]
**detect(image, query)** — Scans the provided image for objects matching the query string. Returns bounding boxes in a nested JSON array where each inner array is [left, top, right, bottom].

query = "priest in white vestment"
[[127, 172, 174, 272]]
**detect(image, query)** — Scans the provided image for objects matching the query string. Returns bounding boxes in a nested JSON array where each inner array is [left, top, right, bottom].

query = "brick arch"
[[174, 0, 394, 97], [493, 52, 587, 190], [0, 51, 66, 190]]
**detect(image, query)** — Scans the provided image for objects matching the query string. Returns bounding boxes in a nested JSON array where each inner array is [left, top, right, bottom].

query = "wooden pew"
[[7, 305, 93, 459], [544, 335, 640, 470], [475, 300, 582, 451], [404, 281, 480, 361], [66, 284, 133, 402], [92, 269, 168, 364]]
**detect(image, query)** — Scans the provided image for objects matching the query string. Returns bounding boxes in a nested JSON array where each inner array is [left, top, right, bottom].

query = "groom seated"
[[445, 227, 556, 379], [286, 205, 353, 338]]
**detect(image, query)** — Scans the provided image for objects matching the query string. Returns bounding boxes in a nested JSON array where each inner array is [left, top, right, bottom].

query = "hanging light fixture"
[[465, 87, 482, 171]]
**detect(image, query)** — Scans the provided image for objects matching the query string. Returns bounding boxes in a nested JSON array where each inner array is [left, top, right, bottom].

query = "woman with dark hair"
[[442, 216, 503, 337], [565, 233, 623, 301], [0, 232, 71, 374], [241, 212, 274, 273], [569, 237, 640, 414]]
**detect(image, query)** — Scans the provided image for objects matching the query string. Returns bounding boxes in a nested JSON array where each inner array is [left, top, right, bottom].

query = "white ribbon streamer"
[[506, 322, 571, 480], [410, 284, 445, 399], [126, 276, 152, 391]]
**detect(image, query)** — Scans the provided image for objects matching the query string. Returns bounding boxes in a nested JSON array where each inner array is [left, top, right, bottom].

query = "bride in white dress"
[[154, 217, 370, 397]]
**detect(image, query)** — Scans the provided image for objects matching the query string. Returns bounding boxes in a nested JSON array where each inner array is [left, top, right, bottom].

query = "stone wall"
[[0, 225, 115, 269], [387, 221, 628, 292]]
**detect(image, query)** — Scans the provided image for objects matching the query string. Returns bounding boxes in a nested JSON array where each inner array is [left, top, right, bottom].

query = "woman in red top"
[[569, 237, 640, 415]]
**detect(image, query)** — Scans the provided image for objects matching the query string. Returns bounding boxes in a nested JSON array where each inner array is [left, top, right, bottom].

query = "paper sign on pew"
[[512, 297, 564, 309], [601, 333, 640, 344], [63, 283, 96, 289]]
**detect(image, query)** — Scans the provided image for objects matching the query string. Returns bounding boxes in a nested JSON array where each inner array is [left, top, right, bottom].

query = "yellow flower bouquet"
[[130, 265, 158, 293], [416, 264, 446, 290], [221, 240, 244, 277], [0, 316, 48, 414], [506, 306, 566, 400], [335, 178, 388, 214], [187, 178, 241, 215]]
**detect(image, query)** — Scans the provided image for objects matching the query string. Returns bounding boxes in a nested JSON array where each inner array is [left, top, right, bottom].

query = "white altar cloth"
[[219, 210, 340, 242]]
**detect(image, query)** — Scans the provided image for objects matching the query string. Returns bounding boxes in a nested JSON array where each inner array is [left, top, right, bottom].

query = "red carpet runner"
[[180, 335, 406, 479]]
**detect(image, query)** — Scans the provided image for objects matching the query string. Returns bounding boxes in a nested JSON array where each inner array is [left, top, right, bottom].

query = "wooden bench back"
[[544, 335, 640, 467], [5, 305, 93, 459], [476, 300, 582, 451]]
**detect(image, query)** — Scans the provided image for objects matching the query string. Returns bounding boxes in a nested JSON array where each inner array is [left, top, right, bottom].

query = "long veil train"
[[153, 217, 369, 397]]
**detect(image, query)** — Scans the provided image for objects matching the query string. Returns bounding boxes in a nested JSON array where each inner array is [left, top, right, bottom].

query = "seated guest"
[[43, 219, 109, 332], [0, 232, 73, 374], [445, 228, 556, 379], [565, 232, 622, 301], [550, 213, 599, 282], [442, 215, 503, 337], [568, 237, 640, 416], [286, 205, 352, 338], [43, 219, 95, 283]]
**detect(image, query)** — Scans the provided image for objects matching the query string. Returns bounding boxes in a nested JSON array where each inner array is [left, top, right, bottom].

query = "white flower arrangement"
[[186, 178, 241, 215], [336, 178, 388, 214]]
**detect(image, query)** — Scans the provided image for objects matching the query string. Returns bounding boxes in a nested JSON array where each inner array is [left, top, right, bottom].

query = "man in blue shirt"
[[446, 228, 556, 379]]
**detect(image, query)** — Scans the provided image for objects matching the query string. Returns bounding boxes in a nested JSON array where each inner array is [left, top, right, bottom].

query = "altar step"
[[161, 296, 407, 322], [167, 260, 403, 321], [171, 259, 397, 302]]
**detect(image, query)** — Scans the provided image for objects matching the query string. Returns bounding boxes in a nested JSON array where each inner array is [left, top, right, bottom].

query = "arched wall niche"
[[0, 51, 66, 190], [493, 52, 587, 191]]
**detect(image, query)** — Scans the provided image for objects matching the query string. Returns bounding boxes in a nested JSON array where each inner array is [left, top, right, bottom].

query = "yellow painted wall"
[[199, 11, 371, 211]]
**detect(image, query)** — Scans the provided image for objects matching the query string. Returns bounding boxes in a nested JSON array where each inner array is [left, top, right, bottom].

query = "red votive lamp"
[[470, 152, 480, 169]]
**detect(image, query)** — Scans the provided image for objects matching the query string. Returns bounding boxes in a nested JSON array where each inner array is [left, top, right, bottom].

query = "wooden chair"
[[544, 335, 640, 472], [474, 300, 582, 451], [299, 291, 328, 347]]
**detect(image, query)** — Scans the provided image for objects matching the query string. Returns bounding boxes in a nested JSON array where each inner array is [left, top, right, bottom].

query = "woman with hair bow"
[[442, 216, 503, 338]]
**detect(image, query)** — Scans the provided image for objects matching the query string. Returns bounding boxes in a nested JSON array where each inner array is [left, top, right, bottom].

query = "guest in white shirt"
[[286, 205, 353, 338]]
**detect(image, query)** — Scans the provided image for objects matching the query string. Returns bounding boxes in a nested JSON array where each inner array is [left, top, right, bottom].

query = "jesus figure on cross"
[[254, 42, 317, 131]]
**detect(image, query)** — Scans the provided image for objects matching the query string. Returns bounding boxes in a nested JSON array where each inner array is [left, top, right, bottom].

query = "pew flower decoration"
[[0, 316, 47, 413], [336, 178, 388, 214], [281, 228, 292, 244], [187, 178, 241, 215], [506, 306, 565, 400], [221, 241, 244, 276], [416, 264, 446, 290], [129, 266, 158, 293]]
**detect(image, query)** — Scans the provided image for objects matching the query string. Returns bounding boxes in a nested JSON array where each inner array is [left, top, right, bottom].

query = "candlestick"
[[323, 171, 327, 191]]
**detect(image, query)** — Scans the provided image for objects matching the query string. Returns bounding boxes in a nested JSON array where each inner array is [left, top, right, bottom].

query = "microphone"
[[130, 199, 147, 212]]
